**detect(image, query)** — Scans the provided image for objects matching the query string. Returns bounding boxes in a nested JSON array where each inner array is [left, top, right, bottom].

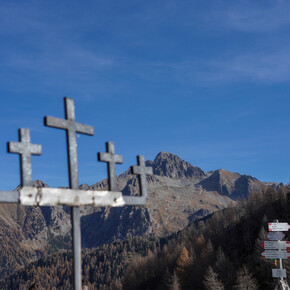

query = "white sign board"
[[267, 232, 285, 241], [262, 241, 290, 250], [262, 250, 290, 259], [19, 187, 125, 207], [268, 223, 290, 232], [272, 269, 287, 278]]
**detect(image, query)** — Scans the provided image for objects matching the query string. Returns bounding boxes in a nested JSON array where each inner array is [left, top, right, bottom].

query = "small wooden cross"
[[123, 155, 153, 205], [132, 155, 153, 197], [8, 128, 42, 186], [98, 142, 123, 191]]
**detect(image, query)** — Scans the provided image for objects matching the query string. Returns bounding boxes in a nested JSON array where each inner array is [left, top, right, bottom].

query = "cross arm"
[[44, 116, 68, 130], [0, 191, 19, 203], [19, 187, 125, 207], [8, 141, 41, 155], [98, 152, 123, 163], [8, 142, 23, 153], [29, 144, 42, 154], [75, 123, 94, 135], [122, 196, 146, 205], [44, 116, 94, 136], [0, 187, 148, 206]]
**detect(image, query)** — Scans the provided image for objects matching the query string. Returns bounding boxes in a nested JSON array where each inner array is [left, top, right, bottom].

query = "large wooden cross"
[[0, 97, 153, 290]]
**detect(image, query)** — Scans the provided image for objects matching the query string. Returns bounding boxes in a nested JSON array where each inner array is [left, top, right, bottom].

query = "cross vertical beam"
[[98, 142, 123, 191], [8, 128, 42, 186], [132, 155, 153, 199], [45, 97, 94, 290]]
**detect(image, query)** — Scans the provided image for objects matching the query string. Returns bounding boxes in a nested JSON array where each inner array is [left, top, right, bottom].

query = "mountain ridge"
[[0, 151, 283, 279]]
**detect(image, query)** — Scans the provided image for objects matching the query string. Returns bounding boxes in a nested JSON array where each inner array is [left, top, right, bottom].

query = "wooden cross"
[[0, 97, 153, 290], [123, 155, 153, 205], [44, 97, 94, 290], [8, 128, 42, 186], [98, 142, 123, 191]]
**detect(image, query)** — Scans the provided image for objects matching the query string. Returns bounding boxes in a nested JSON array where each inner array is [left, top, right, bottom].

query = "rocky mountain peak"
[[151, 151, 206, 180]]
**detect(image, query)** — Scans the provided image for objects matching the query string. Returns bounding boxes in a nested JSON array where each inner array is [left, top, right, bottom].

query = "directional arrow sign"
[[272, 269, 287, 278], [267, 232, 285, 241], [268, 222, 290, 232], [262, 250, 290, 259], [262, 241, 290, 250]]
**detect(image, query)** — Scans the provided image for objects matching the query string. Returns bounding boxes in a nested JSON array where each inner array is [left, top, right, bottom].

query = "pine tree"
[[214, 246, 234, 287], [168, 271, 181, 290], [234, 265, 258, 289], [203, 266, 224, 290]]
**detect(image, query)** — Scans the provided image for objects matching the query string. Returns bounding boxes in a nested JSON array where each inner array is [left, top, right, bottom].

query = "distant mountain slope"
[[197, 168, 266, 200], [1, 183, 288, 289], [81, 152, 279, 247], [0, 151, 282, 279]]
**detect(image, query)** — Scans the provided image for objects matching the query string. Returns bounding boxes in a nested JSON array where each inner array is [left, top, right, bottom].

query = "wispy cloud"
[[5, 48, 114, 74], [121, 47, 290, 85], [207, 0, 290, 33], [201, 50, 290, 84], [1, 0, 290, 91]]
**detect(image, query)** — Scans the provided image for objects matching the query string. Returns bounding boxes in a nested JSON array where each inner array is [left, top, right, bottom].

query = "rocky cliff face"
[[197, 169, 265, 200], [0, 152, 280, 278], [151, 152, 206, 180], [80, 152, 276, 247]]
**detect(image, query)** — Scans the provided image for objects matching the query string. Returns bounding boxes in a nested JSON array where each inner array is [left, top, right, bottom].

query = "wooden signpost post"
[[0, 97, 153, 290], [262, 220, 290, 290]]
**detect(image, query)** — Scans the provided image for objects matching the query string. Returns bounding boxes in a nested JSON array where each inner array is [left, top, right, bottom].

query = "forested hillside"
[[123, 187, 290, 289], [0, 152, 278, 283], [0, 186, 289, 289]]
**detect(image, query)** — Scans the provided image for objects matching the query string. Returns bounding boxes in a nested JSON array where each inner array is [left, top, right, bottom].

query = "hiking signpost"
[[261, 250, 290, 260], [269, 223, 290, 232], [273, 269, 287, 279], [261, 220, 290, 289], [0, 97, 153, 290], [262, 241, 290, 251], [268, 232, 286, 241]]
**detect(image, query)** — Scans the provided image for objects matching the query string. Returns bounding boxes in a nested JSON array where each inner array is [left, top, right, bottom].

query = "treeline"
[[0, 186, 289, 289], [123, 186, 290, 289], [0, 236, 162, 289]]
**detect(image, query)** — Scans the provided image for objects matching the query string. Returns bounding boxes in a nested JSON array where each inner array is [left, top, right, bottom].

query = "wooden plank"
[[122, 195, 147, 205], [0, 191, 19, 203], [19, 187, 125, 207]]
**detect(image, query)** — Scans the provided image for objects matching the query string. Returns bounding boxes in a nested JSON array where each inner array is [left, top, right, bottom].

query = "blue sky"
[[1, 0, 290, 190]]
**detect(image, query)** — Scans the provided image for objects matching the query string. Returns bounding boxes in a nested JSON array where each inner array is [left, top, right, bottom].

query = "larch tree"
[[234, 265, 258, 290], [168, 271, 181, 290], [203, 266, 224, 290]]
